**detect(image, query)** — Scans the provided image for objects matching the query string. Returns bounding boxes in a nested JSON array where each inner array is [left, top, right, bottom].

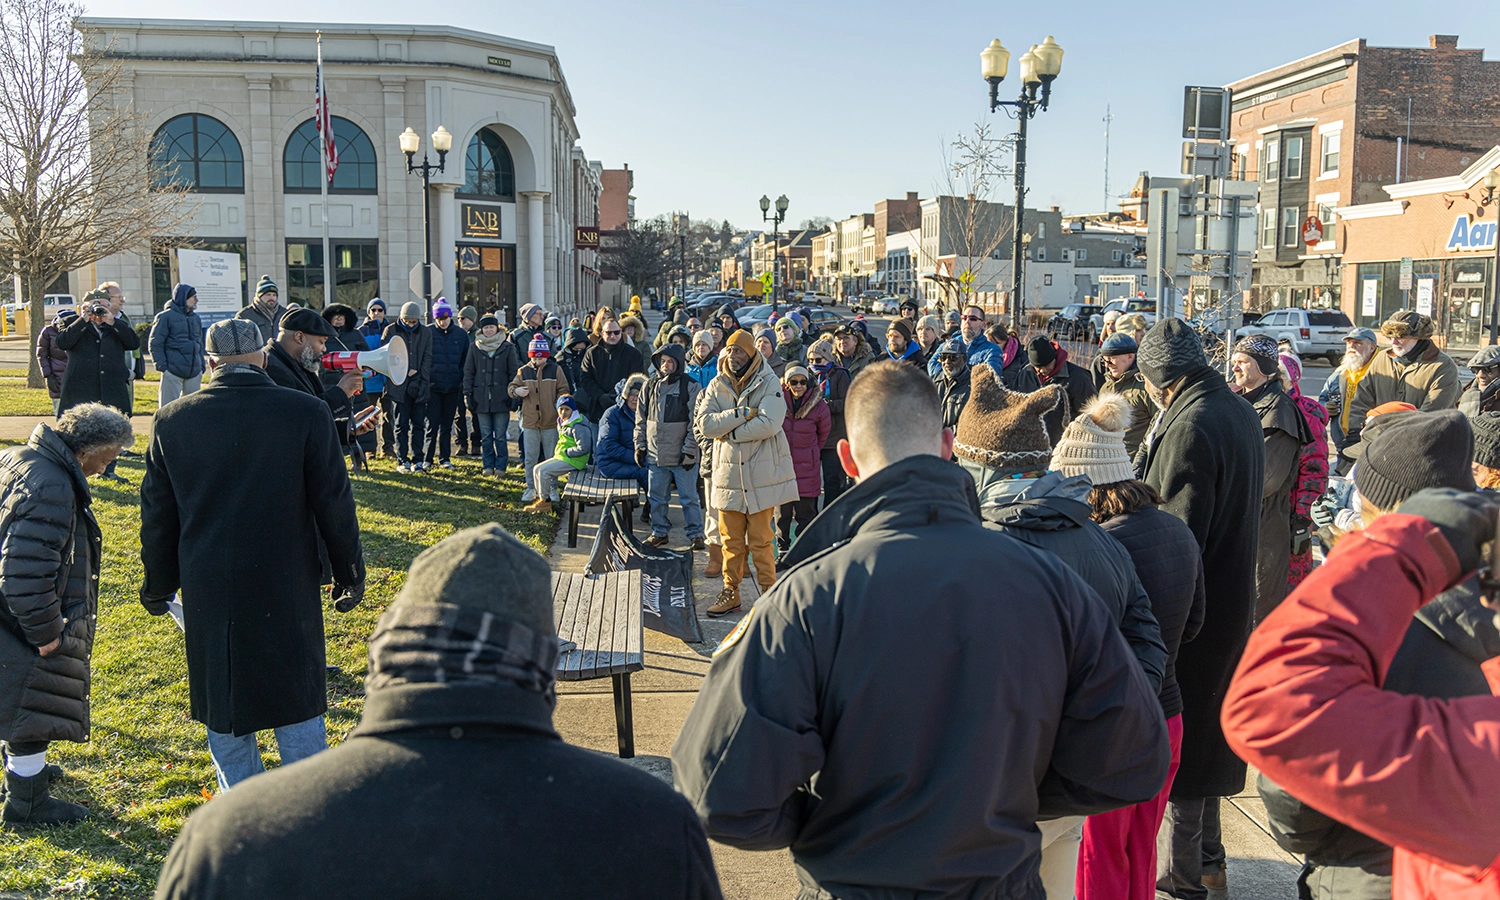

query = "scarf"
[[1000, 335, 1020, 368], [1035, 346, 1068, 384], [724, 353, 759, 396], [475, 331, 508, 354], [1340, 353, 1375, 432], [366, 601, 559, 706]]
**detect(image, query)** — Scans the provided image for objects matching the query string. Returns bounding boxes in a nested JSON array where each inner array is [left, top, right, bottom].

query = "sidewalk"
[[546, 307, 1300, 898]]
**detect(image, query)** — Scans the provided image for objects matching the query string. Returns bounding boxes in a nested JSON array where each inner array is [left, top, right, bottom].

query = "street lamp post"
[[1483, 167, 1500, 345], [981, 35, 1064, 322], [398, 125, 453, 305], [761, 193, 789, 305]]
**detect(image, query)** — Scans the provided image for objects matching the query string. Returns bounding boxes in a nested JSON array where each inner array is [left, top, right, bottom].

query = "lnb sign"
[[1447, 215, 1499, 252]]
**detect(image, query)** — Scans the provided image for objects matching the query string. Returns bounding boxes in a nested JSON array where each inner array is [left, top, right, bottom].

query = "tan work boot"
[[1202, 863, 1227, 899], [524, 498, 553, 515], [704, 543, 723, 578], [706, 585, 741, 617]]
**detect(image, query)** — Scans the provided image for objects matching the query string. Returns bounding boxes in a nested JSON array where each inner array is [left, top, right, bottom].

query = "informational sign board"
[[1361, 276, 1379, 317], [1415, 276, 1435, 316], [1399, 257, 1414, 291], [176, 249, 242, 328]]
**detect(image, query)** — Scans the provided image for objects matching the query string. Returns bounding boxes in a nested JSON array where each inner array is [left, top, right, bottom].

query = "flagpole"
[[317, 32, 333, 309]]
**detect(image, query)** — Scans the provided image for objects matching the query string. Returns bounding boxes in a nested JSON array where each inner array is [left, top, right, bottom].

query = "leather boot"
[[704, 543, 722, 578], [707, 585, 741, 617], [2, 769, 89, 827], [524, 498, 553, 515]]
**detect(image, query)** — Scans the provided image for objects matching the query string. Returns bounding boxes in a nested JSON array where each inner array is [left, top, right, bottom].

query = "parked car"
[[847, 289, 883, 314], [733, 304, 779, 330], [4, 294, 75, 326], [1089, 298, 1159, 337], [800, 292, 836, 307], [1048, 303, 1104, 342], [1241, 307, 1353, 364], [686, 292, 736, 316]]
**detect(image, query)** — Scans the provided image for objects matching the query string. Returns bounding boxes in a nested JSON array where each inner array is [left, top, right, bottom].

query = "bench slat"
[[620, 570, 643, 674], [564, 574, 594, 678]]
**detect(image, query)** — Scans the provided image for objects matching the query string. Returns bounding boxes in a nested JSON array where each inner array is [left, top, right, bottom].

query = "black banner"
[[586, 502, 702, 643]]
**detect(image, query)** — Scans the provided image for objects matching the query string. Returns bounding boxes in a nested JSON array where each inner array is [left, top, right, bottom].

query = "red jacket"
[[1222, 513, 1500, 900]]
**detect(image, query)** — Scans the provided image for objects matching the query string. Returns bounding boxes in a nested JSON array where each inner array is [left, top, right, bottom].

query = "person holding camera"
[[55, 289, 141, 484], [140, 319, 365, 791]]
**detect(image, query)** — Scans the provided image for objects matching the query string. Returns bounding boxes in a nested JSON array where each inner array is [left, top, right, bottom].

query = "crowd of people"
[[4, 280, 1500, 900]]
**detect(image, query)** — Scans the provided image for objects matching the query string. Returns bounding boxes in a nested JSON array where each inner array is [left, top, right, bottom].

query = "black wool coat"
[[55, 315, 141, 415], [1136, 364, 1265, 798], [0, 426, 101, 745], [463, 339, 521, 414], [155, 681, 722, 900], [579, 340, 645, 421], [140, 368, 363, 735]]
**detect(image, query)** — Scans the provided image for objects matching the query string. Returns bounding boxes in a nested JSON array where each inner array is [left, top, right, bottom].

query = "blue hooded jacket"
[[596, 388, 648, 485], [148, 283, 205, 379]]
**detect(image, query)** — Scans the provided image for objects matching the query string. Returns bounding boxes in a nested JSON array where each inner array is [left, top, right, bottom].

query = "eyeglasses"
[[549, 324, 562, 330], [787, 378, 808, 386], [961, 315, 983, 322], [603, 328, 622, 336]]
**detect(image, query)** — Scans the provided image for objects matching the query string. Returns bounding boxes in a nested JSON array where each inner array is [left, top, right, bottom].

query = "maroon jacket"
[[781, 387, 829, 499], [36, 313, 73, 399]]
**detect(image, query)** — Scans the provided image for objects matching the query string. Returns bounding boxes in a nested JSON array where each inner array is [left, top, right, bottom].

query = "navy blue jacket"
[[357, 319, 388, 393], [149, 285, 205, 379], [428, 322, 469, 393], [596, 398, 647, 484]]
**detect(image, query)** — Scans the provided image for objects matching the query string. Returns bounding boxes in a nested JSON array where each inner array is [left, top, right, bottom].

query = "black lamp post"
[[982, 35, 1064, 322], [399, 125, 453, 304], [761, 193, 789, 305], [1483, 167, 1500, 346]]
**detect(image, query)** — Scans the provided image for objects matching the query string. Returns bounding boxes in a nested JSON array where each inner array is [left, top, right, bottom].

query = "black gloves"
[[635, 448, 648, 468], [140, 589, 171, 616], [1396, 488, 1499, 577], [332, 580, 366, 613]]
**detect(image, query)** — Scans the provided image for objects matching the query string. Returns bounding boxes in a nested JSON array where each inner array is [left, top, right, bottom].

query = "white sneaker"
[[439, 460, 455, 469], [395, 463, 410, 473]]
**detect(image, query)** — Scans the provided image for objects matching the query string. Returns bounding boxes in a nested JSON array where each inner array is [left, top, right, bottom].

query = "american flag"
[[314, 35, 338, 183]]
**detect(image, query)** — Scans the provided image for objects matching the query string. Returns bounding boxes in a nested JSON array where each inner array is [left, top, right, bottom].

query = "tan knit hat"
[[1050, 394, 1138, 486], [952, 365, 1062, 476]]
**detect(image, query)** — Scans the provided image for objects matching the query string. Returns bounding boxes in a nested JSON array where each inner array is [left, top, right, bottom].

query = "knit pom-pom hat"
[[1050, 394, 1138, 486]]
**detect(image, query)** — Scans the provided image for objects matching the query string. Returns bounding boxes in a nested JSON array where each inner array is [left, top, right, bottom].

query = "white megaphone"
[[321, 334, 408, 385]]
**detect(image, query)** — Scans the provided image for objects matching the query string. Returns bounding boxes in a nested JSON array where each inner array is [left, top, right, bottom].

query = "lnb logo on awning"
[[1447, 216, 1499, 252]]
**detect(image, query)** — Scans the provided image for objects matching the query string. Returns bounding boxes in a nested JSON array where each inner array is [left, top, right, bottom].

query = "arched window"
[[461, 128, 515, 199], [284, 117, 378, 193], [151, 114, 244, 192]]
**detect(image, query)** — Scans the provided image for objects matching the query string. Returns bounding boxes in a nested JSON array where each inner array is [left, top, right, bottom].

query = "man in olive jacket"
[[140, 319, 364, 792], [673, 361, 1168, 900], [1346, 310, 1461, 441]]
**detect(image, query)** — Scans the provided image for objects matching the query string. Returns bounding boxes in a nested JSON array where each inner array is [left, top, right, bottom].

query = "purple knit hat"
[[432, 298, 454, 319]]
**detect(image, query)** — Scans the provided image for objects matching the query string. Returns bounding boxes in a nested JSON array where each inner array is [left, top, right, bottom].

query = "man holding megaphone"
[[264, 308, 382, 445]]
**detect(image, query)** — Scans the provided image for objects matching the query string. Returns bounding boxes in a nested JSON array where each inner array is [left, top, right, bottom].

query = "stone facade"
[[77, 18, 599, 326]]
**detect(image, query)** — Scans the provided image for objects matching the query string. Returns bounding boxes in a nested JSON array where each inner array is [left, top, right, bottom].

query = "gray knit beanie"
[[390, 523, 554, 635], [1354, 410, 1475, 511], [1137, 318, 1207, 387]]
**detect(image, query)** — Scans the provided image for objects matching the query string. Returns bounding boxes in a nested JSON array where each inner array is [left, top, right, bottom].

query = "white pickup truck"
[[1242, 308, 1353, 365], [1090, 298, 1159, 337]]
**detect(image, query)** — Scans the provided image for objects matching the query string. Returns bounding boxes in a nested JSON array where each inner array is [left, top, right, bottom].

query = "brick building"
[[1227, 34, 1500, 314], [1339, 147, 1500, 350], [599, 164, 634, 232]]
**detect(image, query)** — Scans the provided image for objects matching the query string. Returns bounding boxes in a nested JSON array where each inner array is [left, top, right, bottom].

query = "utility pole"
[[1103, 104, 1114, 212]]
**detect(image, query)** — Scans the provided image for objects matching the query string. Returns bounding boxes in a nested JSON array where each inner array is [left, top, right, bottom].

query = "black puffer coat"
[[0, 425, 101, 745], [1099, 504, 1206, 719], [463, 336, 520, 414], [381, 320, 432, 405], [55, 315, 141, 415], [579, 340, 645, 421]]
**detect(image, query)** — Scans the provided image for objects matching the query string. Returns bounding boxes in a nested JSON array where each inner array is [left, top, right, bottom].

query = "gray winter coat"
[[463, 339, 520, 414], [0, 425, 101, 745], [672, 455, 1169, 900], [970, 469, 1168, 693], [235, 301, 287, 346], [635, 344, 701, 468]]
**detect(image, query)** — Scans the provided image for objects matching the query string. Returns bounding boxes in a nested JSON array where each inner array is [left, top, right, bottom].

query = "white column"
[[525, 191, 549, 309], [434, 183, 457, 304]]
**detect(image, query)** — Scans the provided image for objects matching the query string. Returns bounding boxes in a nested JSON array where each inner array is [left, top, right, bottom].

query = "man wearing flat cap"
[[1345, 310, 1460, 442], [264, 307, 370, 442], [153, 524, 721, 900], [140, 318, 365, 792]]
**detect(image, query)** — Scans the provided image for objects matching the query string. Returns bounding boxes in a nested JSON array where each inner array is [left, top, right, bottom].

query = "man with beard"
[[1318, 327, 1378, 462], [1346, 311, 1460, 443], [884, 319, 926, 368], [1459, 344, 1500, 418], [235, 276, 288, 345], [264, 309, 365, 443], [1230, 335, 1312, 623], [1028, 335, 1097, 446], [933, 339, 971, 430], [579, 318, 645, 422]]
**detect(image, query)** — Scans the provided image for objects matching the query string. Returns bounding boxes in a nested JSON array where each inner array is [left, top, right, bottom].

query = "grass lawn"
[[0, 372, 161, 417], [0, 437, 558, 898]]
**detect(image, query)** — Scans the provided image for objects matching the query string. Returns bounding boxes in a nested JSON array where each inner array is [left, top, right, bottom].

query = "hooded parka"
[[694, 351, 799, 515], [0, 425, 101, 745], [635, 343, 701, 468], [148, 285, 206, 380]]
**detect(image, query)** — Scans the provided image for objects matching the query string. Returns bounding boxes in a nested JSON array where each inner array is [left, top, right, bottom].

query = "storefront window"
[[286, 241, 379, 309]]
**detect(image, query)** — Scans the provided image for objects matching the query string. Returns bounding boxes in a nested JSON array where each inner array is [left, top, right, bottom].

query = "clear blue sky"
[[85, 0, 1500, 229]]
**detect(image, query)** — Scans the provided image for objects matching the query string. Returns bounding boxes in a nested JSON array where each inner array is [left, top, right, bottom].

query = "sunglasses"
[[788, 378, 808, 386], [604, 329, 622, 335], [961, 315, 983, 322], [549, 324, 562, 329]]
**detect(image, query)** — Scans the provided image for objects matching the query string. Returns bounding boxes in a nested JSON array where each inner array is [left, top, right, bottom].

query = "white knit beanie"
[[1050, 394, 1137, 486]]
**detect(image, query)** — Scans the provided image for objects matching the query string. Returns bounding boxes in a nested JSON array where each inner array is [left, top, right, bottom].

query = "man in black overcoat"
[[55, 289, 141, 483], [1133, 318, 1265, 899], [139, 319, 364, 793]]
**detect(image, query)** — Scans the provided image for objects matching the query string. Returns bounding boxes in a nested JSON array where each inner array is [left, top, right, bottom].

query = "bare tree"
[[600, 216, 672, 299], [914, 122, 1015, 314], [0, 0, 195, 387]]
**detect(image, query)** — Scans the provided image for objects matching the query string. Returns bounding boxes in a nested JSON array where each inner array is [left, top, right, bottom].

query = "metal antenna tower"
[[1103, 104, 1114, 211]]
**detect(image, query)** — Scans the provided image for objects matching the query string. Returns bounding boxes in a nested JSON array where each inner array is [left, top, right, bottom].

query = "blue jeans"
[[475, 411, 510, 470], [648, 463, 704, 538], [206, 715, 327, 792]]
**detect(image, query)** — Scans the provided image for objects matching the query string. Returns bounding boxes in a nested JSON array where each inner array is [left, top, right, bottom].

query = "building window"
[[1284, 136, 1304, 179], [1035, 247, 1046, 261], [1234, 146, 1248, 180], [1282, 207, 1301, 247], [1261, 209, 1276, 248], [1037, 222, 1046, 239], [151, 114, 244, 192], [284, 116, 378, 193], [1317, 199, 1339, 247], [1044, 273, 1053, 286], [1321, 131, 1341, 175], [286, 241, 379, 309], [1111, 249, 1122, 261], [1263, 137, 1280, 182], [1076, 248, 1087, 261], [1061, 248, 1071, 261], [461, 128, 516, 198]]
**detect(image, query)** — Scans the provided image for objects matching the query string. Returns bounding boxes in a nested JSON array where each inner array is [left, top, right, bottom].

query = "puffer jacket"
[[781, 387, 830, 498], [464, 336, 520, 415], [428, 322, 469, 393], [834, 338, 877, 379], [149, 285, 206, 380], [694, 356, 799, 515], [37, 312, 74, 399], [1458, 378, 1500, 418], [969, 469, 1168, 692], [686, 353, 718, 389], [508, 359, 570, 430], [810, 361, 852, 449], [597, 396, 647, 484], [382, 320, 432, 404], [0, 424, 101, 745], [635, 344, 701, 468], [357, 318, 388, 393]]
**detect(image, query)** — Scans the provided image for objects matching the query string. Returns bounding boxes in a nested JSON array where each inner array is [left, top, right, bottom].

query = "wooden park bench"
[[560, 466, 644, 548], [551, 569, 645, 758]]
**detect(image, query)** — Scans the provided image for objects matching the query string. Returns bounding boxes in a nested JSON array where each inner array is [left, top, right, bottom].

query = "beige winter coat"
[[695, 355, 799, 515]]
